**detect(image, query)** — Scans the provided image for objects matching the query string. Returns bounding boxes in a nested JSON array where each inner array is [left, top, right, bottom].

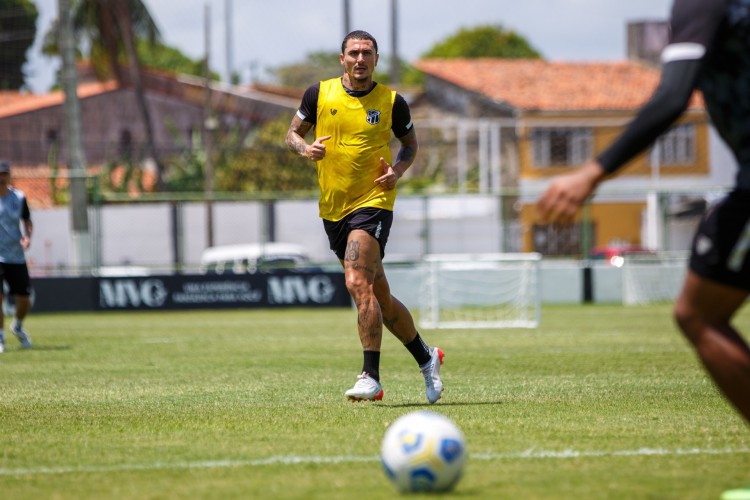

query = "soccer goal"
[[621, 252, 689, 305], [419, 253, 542, 329]]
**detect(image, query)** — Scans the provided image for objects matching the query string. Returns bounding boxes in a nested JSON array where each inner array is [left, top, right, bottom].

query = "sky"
[[24, 0, 674, 93]]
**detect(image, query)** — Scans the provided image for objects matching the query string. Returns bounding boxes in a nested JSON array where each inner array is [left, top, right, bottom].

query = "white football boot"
[[420, 347, 444, 404], [11, 321, 32, 349], [345, 372, 383, 401]]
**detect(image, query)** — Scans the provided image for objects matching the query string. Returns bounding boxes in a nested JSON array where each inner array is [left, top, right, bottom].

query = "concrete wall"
[[27, 197, 685, 305]]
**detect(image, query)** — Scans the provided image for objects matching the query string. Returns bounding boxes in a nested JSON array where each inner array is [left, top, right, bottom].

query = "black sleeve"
[[597, 60, 702, 172], [391, 94, 413, 138], [297, 83, 320, 125], [669, 0, 725, 47], [21, 196, 30, 221], [597, 0, 724, 173]]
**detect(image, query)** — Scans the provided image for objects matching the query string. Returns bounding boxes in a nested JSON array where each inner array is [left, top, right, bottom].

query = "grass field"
[[1, 304, 749, 499]]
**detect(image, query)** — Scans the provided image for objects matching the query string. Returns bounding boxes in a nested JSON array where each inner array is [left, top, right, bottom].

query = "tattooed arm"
[[376, 127, 418, 191], [285, 114, 331, 161], [392, 127, 418, 178]]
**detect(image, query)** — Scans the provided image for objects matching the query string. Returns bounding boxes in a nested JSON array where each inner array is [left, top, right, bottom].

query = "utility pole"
[[343, 0, 350, 38], [203, 3, 215, 248], [225, 0, 234, 83], [390, 0, 399, 85], [58, 0, 91, 273]]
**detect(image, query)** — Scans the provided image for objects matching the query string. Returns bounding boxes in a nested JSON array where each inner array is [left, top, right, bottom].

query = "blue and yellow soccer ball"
[[381, 411, 466, 493]]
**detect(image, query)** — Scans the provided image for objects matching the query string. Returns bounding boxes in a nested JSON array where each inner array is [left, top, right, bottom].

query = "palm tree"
[[46, 0, 167, 189]]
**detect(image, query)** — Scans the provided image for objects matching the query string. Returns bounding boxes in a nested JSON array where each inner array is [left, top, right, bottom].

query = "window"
[[532, 222, 594, 256], [46, 129, 58, 146], [532, 128, 593, 167], [651, 123, 695, 166], [119, 129, 133, 157]]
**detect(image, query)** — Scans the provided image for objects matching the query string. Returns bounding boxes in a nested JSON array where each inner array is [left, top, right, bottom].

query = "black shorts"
[[0, 262, 31, 296], [323, 208, 393, 260], [689, 190, 750, 291]]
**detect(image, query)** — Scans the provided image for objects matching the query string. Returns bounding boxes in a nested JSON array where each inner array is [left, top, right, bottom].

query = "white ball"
[[381, 411, 466, 493]]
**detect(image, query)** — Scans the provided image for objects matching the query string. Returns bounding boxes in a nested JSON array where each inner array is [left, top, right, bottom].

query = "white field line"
[[0, 446, 748, 477]]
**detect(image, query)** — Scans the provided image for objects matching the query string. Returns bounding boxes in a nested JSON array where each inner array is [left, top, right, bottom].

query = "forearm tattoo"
[[286, 117, 313, 156], [395, 143, 417, 167]]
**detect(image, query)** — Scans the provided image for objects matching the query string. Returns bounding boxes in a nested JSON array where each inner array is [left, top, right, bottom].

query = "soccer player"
[[285, 30, 444, 403], [537, 1, 750, 496], [0, 160, 33, 352]]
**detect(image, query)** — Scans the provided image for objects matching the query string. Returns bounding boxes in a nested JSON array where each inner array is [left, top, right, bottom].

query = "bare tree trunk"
[[111, 0, 166, 191], [59, 0, 92, 272], [98, 3, 124, 82]]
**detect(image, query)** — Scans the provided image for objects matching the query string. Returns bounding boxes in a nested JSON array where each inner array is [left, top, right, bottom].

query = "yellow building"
[[413, 58, 718, 256]]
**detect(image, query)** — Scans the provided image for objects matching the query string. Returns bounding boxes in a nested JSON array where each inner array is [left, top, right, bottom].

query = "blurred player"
[[537, 1, 750, 496], [0, 160, 33, 352], [285, 30, 444, 403]]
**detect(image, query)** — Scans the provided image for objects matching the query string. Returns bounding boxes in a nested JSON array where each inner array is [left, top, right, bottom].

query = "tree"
[[273, 51, 343, 90], [44, 0, 168, 189], [135, 39, 217, 80], [422, 24, 543, 59], [273, 50, 392, 90], [216, 115, 317, 193], [0, 0, 37, 89]]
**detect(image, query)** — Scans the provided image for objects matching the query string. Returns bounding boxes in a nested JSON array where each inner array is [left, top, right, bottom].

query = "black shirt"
[[296, 80, 414, 138]]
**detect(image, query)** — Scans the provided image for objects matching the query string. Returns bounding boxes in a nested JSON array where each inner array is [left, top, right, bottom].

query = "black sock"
[[363, 350, 380, 382], [405, 333, 431, 366]]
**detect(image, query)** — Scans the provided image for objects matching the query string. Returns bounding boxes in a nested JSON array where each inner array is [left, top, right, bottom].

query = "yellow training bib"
[[315, 78, 396, 221]]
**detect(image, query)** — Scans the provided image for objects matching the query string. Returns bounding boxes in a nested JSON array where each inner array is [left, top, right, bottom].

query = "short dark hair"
[[341, 30, 378, 54]]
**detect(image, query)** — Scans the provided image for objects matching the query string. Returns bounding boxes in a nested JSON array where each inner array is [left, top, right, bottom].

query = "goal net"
[[419, 253, 542, 329], [621, 252, 689, 305]]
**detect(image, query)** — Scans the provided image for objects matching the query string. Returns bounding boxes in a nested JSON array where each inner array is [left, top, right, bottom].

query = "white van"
[[199, 242, 315, 275]]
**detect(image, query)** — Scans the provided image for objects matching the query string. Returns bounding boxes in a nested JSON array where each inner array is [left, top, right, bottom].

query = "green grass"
[[1, 304, 749, 499]]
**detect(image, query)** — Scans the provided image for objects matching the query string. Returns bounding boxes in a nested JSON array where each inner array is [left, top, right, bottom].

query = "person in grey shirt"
[[0, 160, 33, 352]]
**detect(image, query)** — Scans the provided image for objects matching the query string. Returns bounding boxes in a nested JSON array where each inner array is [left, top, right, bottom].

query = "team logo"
[[366, 109, 381, 125], [330, 109, 337, 115]]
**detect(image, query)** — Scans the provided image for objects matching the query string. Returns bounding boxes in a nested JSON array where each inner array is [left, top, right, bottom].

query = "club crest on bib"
[[366, 109, 381, 125]]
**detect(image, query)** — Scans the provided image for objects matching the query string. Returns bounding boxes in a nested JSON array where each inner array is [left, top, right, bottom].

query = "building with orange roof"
[[412, 57, 728, 255], [0, 67, 299, 207]]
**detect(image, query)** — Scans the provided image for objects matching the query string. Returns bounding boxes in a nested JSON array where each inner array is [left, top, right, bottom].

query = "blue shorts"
[[323, 208, 393, 260]]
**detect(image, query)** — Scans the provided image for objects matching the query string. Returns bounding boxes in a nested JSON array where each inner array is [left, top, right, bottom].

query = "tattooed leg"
[[342, 230, 383, 351]]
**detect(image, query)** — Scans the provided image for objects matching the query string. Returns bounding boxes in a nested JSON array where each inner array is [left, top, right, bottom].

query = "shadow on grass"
[[6, 344, 72, 352], [380, 400, 503, 408]]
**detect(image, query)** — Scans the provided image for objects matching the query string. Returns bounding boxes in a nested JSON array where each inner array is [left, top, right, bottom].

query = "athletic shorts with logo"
[[323, 208, 393, 260], [689, 189, 750, 291]]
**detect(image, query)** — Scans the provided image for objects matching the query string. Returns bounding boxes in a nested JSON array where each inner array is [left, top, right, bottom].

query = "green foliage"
[[136, 39, 217, 79], [422, 24, 543, 59], [0, 0, 38, 89], [398, 62, 424, 86], [159, 115, 316, 194], [217, 115, 318, 192], [1, 305, 749, 498], [273, 50, 344, 89], [274, 50, 398, 90], [42, 0, 161, 81]]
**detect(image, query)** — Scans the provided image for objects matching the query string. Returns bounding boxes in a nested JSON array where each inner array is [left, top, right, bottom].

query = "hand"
[[536, 161, 606, 225], [20, 235, 30, 251], [375, 157, 399, 190], [306, 135, 331, 161]]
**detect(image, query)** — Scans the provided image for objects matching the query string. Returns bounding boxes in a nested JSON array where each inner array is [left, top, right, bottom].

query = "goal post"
[[418, 253, 542, 329], [621, 252, 689, 305]]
